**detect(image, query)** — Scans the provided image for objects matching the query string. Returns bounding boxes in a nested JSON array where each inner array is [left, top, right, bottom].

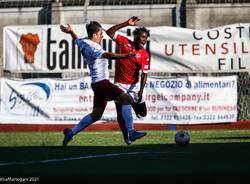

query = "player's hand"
[[126, 53, 136, 58], [127, 16, 140, 26], [60, 24, 73, 34]]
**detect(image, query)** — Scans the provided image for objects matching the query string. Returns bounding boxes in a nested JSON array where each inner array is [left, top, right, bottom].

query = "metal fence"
[[196, 0, 250, 3], [0, 0, 176, 8], [1, 0, 250, 9]]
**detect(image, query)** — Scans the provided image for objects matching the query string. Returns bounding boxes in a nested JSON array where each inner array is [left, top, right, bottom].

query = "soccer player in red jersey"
[[106, 16, 150, 144]]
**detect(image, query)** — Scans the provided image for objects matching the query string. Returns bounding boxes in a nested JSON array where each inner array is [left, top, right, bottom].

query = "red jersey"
[[114, 34, 149, 84]]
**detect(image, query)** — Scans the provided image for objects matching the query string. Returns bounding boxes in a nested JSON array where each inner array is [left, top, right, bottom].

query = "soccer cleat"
[[128, 130, 147, 142], [62, 128, 73, 147], [122, 132, 132, 145], [124, 138, 132, 145]]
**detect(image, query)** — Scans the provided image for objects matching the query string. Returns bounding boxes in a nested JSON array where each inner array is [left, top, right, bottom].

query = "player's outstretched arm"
[[60, 24, 78, 40], [102, 52, 135, 60], [106, 16, 140, 39], [138, 72, 148, 103]]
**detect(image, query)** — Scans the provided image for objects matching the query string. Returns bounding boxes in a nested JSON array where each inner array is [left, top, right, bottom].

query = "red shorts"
[[91, 79, 123, 109]]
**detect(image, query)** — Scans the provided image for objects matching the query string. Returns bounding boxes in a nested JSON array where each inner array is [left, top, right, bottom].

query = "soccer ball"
[[175, 130, 190, 146]]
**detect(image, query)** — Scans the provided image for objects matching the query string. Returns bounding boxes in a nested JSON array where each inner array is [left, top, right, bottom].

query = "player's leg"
[[115, 102, 131, 145], [63, 84, 107, 147], [116, 93, 147, 142], [97, 80, 146, 143], [113, 83, 137, 133], [126, 83, 147, 118], [62, 107, 105, 147], [71, 107, 105, 134], [116, 92, 134, 130]]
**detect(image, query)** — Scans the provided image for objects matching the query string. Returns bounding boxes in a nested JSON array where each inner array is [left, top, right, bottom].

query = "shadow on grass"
[[204, 136, 250, 140], [0, 143, 250, 183]]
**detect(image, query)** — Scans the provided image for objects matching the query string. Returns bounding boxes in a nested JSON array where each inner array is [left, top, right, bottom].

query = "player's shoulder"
[[83, 38, 94, 45], [141, 48, 149, 57], [84, 38, 102, 49], [116, 33, 126, 39], [77, 37, 87, 42], [76, 37, 88, 46], [116, 33, 130, 42]]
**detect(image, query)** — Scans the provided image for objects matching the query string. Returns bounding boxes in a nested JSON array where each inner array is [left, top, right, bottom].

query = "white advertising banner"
[[4, 25, 88, 73], [143, 76, 238, 124], [0, 76, 237, 124], [4, 23, 250, 73], [149, 24, 250, 72], [0, 77, 94, 124]]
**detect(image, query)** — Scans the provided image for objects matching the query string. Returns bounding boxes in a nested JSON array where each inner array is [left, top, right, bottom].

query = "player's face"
[[93, 29, 104, 44], [134, 32, 148, 49]]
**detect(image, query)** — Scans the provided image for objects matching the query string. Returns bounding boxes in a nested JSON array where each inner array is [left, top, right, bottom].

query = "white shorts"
[[114, 82, 145, 103]]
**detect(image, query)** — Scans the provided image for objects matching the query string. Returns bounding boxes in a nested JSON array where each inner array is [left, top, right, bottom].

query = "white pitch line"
[[0, 151, 188, 167]]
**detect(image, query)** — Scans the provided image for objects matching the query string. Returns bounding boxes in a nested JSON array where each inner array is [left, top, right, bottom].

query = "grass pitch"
[[0, 130, 250, 183]]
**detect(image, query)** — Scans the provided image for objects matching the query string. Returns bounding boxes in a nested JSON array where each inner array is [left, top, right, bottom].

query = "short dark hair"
[[133, 27, 150, 37], [86, 21, 102, 38]]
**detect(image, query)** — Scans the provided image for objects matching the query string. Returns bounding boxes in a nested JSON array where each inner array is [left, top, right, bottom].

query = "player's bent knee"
[[138, 111, 147, 117], [91, 108, 104, 121], [135, 109, 147, 117], [116, 93, 132, 105], [92, 114, 102, 121], [133, 102, 147, 117]]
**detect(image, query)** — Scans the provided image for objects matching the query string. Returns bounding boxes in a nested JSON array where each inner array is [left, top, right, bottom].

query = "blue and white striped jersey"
[[75, 37, 109, 83]]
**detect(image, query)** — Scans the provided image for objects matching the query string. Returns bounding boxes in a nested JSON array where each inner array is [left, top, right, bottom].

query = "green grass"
[[0, 130, 250, 183]]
